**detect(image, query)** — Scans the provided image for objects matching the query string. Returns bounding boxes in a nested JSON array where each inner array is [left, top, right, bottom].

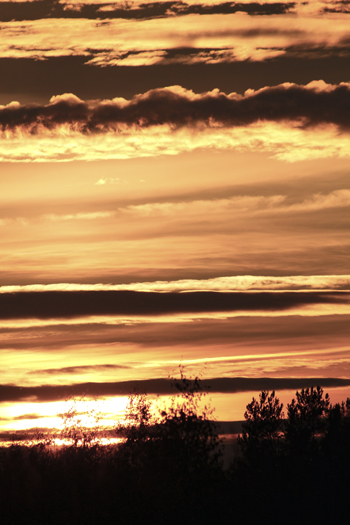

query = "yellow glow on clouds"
[[1, 121, 349, 162], [1, 275, 350, 293], [1, 12, 350, 64]]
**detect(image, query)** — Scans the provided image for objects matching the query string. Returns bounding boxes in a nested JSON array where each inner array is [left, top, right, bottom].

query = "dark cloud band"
[[2, 83, 350, 133], [29, 364, 130, 375], [0, 1, 295, 23], [1, 377, 350, 403], [1, 56, 348, 104], [0, 290, 347, 319]]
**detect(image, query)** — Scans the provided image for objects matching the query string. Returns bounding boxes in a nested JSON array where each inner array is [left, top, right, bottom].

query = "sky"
[[1, 0, 350, 436]]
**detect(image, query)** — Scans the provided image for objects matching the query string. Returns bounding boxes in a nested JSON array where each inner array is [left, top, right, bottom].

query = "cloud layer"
[[1, 82, 350, 161], [0, 0, 297, 22], [0, 290, 348, 319], [1, 0, 350, 430], [3, 82, 350, 132], [2, 376, 350, 403], [1, 7, 350, 65], [2, 275, 350, 294]]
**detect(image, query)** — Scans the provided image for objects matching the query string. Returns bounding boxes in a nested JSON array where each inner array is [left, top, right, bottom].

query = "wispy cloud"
[[94, 177, 124, 185], [1, 9, 350, 64], [44, 212, 114, 221], [2, 274, 350, 294], [29, 364, 130, 374], [118, 189, 350, 217]]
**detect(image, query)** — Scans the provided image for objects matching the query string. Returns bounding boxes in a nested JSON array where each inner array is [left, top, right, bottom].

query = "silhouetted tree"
[[285, 385, 330, 456], [323, 397, 350, 505], [238, 390, 284, 465], [232, 391, 286, 521]]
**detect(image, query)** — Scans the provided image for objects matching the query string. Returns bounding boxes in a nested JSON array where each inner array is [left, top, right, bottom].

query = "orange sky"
[[0, 0, 350, 436]]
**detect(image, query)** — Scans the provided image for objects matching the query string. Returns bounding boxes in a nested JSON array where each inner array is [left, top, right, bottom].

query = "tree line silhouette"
[[1, 371, 350, 524]]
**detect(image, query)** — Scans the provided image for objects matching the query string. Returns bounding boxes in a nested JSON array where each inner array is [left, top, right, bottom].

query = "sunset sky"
[[1, 0, 350, 435]]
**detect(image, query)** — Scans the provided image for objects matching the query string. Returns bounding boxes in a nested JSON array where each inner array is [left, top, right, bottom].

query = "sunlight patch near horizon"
[[2, 388, 350, 440]]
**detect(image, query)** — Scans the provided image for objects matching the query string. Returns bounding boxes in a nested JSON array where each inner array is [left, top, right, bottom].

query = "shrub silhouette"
[[118, 368, 219, 446], [110, 367, 225, 524], [116, 367, 222, 476], [59, 395, 103, 448]]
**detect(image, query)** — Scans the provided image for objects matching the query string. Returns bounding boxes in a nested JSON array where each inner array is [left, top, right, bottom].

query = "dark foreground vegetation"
[[1, 373, 350, 524]]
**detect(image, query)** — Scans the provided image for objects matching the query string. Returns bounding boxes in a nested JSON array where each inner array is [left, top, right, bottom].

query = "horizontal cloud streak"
[[1, 10, 350, 65], [1, 377, 350, 402], [29, 364, 130, 374], [2, 122, 350, 162], [2, 82, 350, 132], [0, 290, 348, 319], [4, 188, 350, 229], [1, 313, 349, 353], [0, 0, 296, 22], [2, 83, 350, 161], [1, 275, 350, 293]]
